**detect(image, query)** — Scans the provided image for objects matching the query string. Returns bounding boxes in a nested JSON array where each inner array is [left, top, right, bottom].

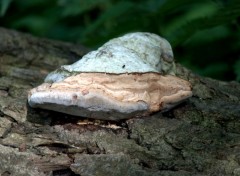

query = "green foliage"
[[1, 0, 240, 81], [0, 0, 12, 16], [234, 59, 240, 81]]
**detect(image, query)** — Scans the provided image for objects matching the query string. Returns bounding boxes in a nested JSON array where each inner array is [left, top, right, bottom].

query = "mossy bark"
[[0, 27, 239, 176]]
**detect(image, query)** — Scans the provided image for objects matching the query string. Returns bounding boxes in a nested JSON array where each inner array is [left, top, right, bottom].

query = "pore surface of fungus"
[[28, 32, 192, 120]]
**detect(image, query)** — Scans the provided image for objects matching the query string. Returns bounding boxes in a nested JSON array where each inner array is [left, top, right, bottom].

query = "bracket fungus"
[[28, 32, 192, 121]]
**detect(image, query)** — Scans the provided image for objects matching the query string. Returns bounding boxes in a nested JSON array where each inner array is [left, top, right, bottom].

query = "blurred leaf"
[[0, 0, 12, 16], [162, 2, 219, 37], [59, 0, 110, 17], [12, 16, 52, 36], [197, 62, 229, 80], [80, 1, 135, 43], [164, 0, 240, 46], [137, 0, 166, 12], [156, 0, 209, 15], [234, 59, 240, 81], [184, 26, 230, 45]]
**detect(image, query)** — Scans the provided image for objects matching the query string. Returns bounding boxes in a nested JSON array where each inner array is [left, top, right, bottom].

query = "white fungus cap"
[[45, 32, 175, 83]]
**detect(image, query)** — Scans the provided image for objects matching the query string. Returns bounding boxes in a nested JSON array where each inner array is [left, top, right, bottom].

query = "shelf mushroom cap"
[[28, 32, 192, 120], [44, 32, 175, 83]]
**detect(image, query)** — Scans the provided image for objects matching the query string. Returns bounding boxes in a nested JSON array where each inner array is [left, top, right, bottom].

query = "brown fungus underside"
[[28, 72, 192, 121]]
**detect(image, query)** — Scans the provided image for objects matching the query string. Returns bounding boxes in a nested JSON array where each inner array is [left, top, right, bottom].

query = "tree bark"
[[0, 27, 239, 176]]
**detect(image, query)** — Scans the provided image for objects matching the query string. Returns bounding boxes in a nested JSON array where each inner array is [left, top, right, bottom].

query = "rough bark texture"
[[0, 27, 239, 176]]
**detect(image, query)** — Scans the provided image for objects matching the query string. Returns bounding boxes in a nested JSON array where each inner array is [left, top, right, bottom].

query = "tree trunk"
[[0, 27, 239, 176]]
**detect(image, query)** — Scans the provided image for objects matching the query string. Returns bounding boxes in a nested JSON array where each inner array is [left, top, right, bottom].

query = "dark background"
[[1, 0, 240, 81]]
